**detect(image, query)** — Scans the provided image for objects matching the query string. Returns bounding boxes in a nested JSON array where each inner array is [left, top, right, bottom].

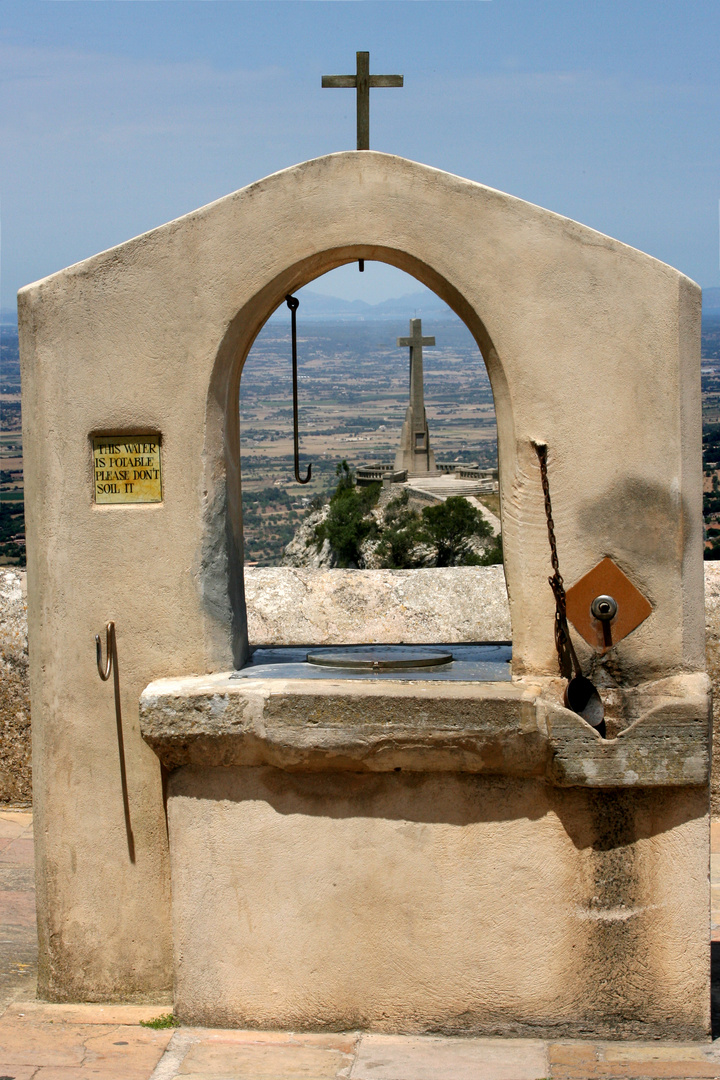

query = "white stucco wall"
[[17, 153, 706, 1009]]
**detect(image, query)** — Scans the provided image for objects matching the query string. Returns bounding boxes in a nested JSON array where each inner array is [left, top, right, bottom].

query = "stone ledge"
[[544, 672, 712, 787], [140, 671, 710, 787]]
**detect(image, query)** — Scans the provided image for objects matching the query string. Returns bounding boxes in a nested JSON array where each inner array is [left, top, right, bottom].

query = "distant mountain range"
[[4, 284, 720, 325], [272, 289, 453, 320]]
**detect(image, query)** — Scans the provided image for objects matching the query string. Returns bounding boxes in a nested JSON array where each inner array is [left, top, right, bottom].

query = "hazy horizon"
[[1, 2, 720, 308]]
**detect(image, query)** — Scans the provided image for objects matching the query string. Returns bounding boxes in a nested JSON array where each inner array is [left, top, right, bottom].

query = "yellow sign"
[[93, 435, 162, 504]]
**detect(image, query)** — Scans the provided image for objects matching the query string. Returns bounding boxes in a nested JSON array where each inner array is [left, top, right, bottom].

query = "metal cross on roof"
[[322, 51, 403, 151]]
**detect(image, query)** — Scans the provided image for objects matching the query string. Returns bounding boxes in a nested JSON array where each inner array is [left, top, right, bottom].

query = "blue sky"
[[1, 0, 720, 307]]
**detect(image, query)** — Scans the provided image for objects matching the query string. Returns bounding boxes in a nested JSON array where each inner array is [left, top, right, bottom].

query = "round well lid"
[[306, 646, 453, 671]]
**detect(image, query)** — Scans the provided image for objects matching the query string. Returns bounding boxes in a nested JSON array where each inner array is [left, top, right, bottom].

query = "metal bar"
[[95, 622, 136, 862], [285, 295, 312, 484]]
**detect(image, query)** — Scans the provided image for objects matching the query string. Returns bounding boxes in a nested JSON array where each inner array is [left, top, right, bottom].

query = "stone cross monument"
[[394, 317, 437, 476]]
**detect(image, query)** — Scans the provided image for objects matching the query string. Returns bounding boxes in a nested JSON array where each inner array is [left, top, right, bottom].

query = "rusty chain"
[[533, 442, 581, 681]]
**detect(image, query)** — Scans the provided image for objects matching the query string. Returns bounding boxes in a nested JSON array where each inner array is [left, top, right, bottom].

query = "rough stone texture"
[[704, 564, 720, 813], [244, 565, 511, 644], [140, 674, 545, 775], [140, 670, 709, 788], [0, 571, 31, 804], [543, 672, 711, 787]]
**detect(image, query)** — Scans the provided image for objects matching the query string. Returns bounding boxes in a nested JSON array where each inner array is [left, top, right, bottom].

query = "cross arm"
[[322, 76, 357, 88], [368, 75, 403, 87], [398, 336, 436, 347]]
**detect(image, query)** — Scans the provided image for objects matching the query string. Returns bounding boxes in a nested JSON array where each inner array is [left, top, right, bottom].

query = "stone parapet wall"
[[0, 570, 31, 804], [3, 563, 720, 809], [244, 565, 511, 646], [703, 565, 720, 813]]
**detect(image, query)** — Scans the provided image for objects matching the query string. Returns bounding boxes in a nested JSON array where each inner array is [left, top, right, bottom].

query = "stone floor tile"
[[5, 1002, 174, 1026], [602, 1043, 718, 1062], [0, 841, 34, 868], [178, 1040, 353, 1078], [19, 1027, 172, 1079], [0, 866, 34, 892], [0, 1017, 105, 1065], [350, 1033, 549, 1080], [601, 1066, 720, 1078], [0, 814, 32, 840], [548, 1042, 597, 1066], [80, 1025, 173, 1077], [549, 1059, 720, 1079], [187, 1030, 358, 1055], [36, 1064, 167, 1080], [0, 1066, 37, 1079], [0, 891, 36, 928], [25, 1072, 93, 1079]]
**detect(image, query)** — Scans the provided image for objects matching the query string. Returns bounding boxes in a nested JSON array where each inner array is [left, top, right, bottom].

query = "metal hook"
[[94, 621, 135, 862], [95, 621, 114, 681], [285, 294, 312, 485]]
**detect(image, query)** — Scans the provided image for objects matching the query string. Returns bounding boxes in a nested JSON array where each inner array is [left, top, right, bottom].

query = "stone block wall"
[[0, 570, 31, 804], [703, 565, 720, 814], [2, 563, 719, 810]]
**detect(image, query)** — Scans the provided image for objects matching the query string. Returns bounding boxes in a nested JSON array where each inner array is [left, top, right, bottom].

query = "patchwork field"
[[4, 312, 720, 566], [239, 313, 497, 562]]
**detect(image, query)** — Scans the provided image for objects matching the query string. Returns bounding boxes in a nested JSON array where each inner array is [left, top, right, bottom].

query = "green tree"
[[420, 496, 492, 567], [315, 461, 380, 567], [376, 491, 422, 569]]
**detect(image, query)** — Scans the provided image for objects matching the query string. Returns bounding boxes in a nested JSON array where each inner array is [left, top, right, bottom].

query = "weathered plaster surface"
[[168, 767, 709, 1038], [140, 670, 710, 788], [18, 152, 707, 1016]]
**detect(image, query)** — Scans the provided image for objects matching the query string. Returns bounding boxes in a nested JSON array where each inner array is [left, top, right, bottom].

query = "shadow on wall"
[[174, 767, 706, 850]]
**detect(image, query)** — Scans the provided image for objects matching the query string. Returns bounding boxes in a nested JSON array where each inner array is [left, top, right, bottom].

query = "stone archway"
[[200, 152, 702, 681], [207, 244, 514, 668], [19, 150, 704, 1006]]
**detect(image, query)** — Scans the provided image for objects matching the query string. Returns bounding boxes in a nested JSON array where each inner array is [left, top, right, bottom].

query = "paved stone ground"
[[2, 809, 720, 1078]]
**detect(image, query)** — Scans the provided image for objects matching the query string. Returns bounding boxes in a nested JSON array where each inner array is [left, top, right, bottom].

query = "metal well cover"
[[306, 646, 453, 670]]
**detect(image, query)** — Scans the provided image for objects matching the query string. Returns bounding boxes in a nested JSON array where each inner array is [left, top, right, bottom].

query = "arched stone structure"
[[19, 153, 709, 1031]]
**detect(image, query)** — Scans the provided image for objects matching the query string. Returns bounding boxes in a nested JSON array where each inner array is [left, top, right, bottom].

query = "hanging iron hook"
[[286, 294, 312, 485], [94, 621, 135, 862], [96, 621, 114, 681]]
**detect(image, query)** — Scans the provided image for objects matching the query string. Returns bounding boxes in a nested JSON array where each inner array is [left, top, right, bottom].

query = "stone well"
[[19, 152, 709, 1035]]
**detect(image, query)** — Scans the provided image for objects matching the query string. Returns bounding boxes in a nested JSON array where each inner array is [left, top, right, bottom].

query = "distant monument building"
[[394, 318, 437, 476], [356, 316, 499, 501]]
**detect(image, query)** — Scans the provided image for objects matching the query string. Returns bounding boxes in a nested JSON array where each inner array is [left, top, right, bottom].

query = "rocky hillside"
[[283, 471, 502, 570]]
